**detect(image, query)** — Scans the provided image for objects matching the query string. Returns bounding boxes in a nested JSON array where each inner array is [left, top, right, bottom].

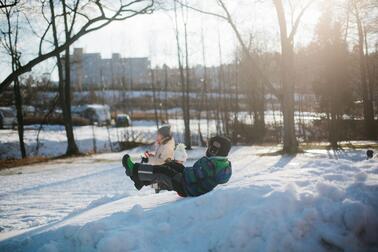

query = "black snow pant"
[[131, 161, 187, 197]]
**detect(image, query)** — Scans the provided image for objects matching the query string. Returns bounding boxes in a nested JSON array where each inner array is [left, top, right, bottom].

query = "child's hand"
[[145, 151, 154, 157]]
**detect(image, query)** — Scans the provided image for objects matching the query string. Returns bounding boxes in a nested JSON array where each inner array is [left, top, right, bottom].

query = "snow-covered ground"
[[0, 110, 322, 160], [0, 120, 217, 159], [0, 146, 377, 252]]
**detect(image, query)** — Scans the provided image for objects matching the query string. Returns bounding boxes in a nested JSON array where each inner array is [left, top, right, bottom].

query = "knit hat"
[[174, 143, 188, 163], [157, 125, 172, 138], [206, 136, 231, 157], [367, 149, 374, 160]]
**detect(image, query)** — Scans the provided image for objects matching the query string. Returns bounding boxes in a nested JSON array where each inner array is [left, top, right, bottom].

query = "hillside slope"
[[0, 146, 377, 252]]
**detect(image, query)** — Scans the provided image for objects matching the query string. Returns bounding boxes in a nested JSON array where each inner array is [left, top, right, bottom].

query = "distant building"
[[70, 48, 150, 89]]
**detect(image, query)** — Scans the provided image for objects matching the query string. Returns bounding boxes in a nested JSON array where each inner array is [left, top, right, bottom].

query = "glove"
[[141, 156, 149, 163]]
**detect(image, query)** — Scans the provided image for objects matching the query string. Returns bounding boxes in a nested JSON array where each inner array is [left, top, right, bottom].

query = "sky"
[[0, 0, 322, 81], [73, 0, 320, 67]]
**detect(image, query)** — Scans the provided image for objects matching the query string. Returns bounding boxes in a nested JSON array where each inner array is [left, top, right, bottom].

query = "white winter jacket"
[[148, 137, 175, 165]]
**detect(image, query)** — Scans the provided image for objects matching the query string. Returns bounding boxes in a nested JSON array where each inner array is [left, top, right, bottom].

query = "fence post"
[[92, 123, 97, 153]]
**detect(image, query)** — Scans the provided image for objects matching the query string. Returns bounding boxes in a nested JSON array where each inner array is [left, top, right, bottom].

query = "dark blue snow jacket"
[[183, 156, 232, 196]]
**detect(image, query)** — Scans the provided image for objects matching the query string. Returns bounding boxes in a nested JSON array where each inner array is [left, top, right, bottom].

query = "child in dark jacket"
[[122, 136, 232, 197]]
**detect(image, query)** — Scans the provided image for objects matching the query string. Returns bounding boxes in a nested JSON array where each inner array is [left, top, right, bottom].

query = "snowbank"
[[0, 147, 377, 251]]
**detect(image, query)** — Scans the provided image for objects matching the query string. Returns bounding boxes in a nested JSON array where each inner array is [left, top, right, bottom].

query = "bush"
[[309, 119, 378, 141], [23, 116, 90, 126]]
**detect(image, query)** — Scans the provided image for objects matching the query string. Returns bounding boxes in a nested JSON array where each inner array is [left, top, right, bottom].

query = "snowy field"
[[0, 111, 322, 160], [0, 145, 377, 251], [0, 120, 217, 159]]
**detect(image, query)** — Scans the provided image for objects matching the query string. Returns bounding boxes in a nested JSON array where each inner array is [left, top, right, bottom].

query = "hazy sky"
[[74, 0, 320, 67], [0, 0, 321, 81]]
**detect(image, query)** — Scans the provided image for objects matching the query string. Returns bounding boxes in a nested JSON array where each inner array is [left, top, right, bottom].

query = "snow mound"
[[0, 147, 377, 252]]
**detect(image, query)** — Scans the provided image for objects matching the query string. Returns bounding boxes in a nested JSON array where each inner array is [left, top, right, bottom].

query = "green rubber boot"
[[122, 154, 135, 177]]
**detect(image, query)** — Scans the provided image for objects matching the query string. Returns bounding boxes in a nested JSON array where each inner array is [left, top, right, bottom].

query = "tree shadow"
[[270, 154, 296, 170], [326, 149, 365, 162]]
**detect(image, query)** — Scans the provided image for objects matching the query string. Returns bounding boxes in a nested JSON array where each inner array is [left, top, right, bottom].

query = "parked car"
[[75, 104, 111, 126], [0, 107, 17, 129], [115, 114, 131, 127], [22, 105, 36, 116]]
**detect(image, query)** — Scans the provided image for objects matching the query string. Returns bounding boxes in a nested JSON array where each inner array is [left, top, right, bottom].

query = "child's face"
[[156, 133, 163, 143]]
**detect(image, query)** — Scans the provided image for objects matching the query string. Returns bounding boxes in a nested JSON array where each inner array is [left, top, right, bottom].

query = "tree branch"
[[176, 0, 280, 99], [288, 0, 313, 42], [0, 0, 155, 93], [0, 0, 19, 9], [217, 0, 280, 99], [175, 0, 227, 20]]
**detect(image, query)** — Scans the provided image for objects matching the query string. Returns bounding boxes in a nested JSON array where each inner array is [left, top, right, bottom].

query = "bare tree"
[[177, 0, 279, 97], [178, 0, 312, 153], [349, 0, 377, 139], [232, 52, 240, 144], [0, 0, 18, 9], [151, 69, 160, 130], [182, 1, 192, 149], [48, 0, 79, 155], [239, 43, 266, 142], [62, 0, 79, 154], [0, 1, 26, 157], [0, 0, 155, 93], [0, 0, 154, 157], [163, 64, 169, 121], [312, 4, 353, 148], [217, 33, 229, 136], [200, 25, 210, 141], [273, 0, 312, 153], [174, 0, 191, 149]]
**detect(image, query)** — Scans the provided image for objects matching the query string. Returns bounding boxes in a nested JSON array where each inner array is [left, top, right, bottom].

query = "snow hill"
[[0, 146, 377, 252]]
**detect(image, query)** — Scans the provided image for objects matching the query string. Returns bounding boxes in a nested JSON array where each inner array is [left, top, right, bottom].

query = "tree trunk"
[[200, 26, 210, 139], [151, 69, 159, 130], [164, 65, 169, 121], [352, 4, 375, 139], [63, 0, 79, 155], [174, 0, 191, 148], [205, 68, 210, 138], [357, 22, 376, 139], [63, 46, 79, 155], [232, 58, 239, 144], [256, 79, 266, 143], [50, 0, 79, 156], [281, 44, 297, 153], [329, 103, 338, 149], [217, 35, 229, 136], [273, 0, 298, 153], [183, 23, 192, 149], [62, 0, 79, 155], [5, 9, 26, 158], [13, 77, 26, 158]]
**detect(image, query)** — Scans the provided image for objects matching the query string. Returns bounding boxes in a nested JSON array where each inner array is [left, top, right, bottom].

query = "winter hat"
[[366, 149, 374, 160], [206, 135, 231, 157], [174, 143, 188, 163], [157, 125, 172, 138]]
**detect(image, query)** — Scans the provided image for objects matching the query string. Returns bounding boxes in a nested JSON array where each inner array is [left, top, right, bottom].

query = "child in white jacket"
[[144, 125, 175, 165]]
